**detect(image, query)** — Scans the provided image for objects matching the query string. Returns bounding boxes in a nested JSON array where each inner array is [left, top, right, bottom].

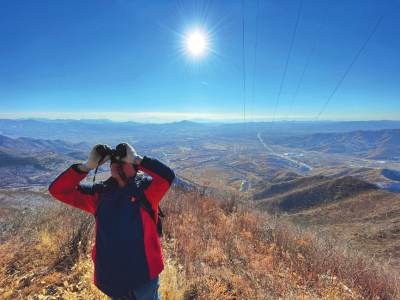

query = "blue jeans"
[[110, 276, 161, 300]]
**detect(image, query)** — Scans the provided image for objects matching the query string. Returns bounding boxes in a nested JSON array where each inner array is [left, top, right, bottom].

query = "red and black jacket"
[[48, 156, 175, 298]]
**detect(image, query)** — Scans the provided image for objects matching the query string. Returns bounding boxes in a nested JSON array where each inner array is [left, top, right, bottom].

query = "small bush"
[[159, 190, 400, 299], [0, 189, 399, 299], [0, 202, 95, 299]]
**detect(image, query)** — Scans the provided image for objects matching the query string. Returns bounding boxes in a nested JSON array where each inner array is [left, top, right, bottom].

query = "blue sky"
[[0, 0, 399, 122]]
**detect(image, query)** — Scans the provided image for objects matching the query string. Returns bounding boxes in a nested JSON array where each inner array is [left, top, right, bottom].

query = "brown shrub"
[[0, 189, 399, 299], [0, 201, 95, 299], [159, 189, 400, 300]]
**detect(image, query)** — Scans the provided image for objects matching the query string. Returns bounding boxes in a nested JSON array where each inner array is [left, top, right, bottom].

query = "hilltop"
[[254, 175, 400, 268], [0, 187, 399, 299], [270, 129, 400, 160], [254, 176, 378, 213]]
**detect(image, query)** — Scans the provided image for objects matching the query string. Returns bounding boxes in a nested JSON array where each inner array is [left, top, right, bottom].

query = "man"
[[49, 143, 175, 300]]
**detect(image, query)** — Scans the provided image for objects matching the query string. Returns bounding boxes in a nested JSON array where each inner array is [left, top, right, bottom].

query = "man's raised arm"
[[49, 164, 99, 214], [48, 144, 112, 214]]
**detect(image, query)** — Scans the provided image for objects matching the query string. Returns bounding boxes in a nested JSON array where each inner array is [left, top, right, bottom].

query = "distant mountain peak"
[[176, 120, 195, 124]]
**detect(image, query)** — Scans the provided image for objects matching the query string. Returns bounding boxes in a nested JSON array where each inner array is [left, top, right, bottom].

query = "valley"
[[0, 119, 400, 270]]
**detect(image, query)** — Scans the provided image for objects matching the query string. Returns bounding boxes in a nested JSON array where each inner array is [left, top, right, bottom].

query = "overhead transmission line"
[[251, 0, 260, 132], [298, 0, 395, 147], [242, 0, 246, 132], [279, 0, 333, 135], [269, 0, 304, 137]]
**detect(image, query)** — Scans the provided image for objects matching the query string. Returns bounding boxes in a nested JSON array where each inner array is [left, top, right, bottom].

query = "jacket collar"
[[103, 175, 139, 194]]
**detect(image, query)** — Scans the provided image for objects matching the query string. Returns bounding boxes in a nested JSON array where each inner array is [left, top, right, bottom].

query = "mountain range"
[[1, 119, 400, 141], [271, 129, 400, 160]]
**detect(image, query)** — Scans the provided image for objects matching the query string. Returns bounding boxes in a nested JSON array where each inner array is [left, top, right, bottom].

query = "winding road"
[[257, 133, 312, 172]]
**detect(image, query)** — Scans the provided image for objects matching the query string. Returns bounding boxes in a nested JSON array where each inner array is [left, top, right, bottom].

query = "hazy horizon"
[[1, 116, 400, 125]]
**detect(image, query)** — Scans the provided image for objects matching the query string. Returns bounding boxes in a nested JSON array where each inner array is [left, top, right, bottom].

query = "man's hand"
[[121, 143, 140, 164], [82, 144, 112, 171]]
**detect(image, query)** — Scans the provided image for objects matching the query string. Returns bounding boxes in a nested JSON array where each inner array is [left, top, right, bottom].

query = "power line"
[[251, 0, 260, 132], [242, 0, 246, 132], [300, 0, 395, 142], [269, 0, 304, 137], [279, 0, 333, 135]]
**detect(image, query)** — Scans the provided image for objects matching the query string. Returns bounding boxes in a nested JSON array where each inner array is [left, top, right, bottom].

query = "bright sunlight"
[[187, 33, 206, 55]]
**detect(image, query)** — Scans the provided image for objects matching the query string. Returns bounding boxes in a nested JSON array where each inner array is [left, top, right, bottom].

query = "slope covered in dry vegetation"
[[0, 187, 399, 299], [253, 175, 400, 268]]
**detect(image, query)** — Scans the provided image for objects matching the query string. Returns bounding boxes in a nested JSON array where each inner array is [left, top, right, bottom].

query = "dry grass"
[[0, 188, 399, 299], [160, 190, 400, 299]]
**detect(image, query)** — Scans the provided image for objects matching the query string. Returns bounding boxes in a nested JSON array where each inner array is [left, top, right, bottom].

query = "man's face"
[[110, 162, 136, 181]]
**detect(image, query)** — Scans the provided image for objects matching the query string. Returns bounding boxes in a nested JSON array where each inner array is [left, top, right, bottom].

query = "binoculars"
[[96, 143, 127, 164]]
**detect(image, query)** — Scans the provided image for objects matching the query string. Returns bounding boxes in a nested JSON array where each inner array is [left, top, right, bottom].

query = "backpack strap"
[[136, 189, 164, 237], [158, 206, 165, 218], [94, 179, 110, 218], [134, 174, 165, 237]]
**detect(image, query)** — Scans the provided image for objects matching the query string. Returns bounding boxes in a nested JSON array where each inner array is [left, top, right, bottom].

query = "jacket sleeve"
[[48, 164, 100, 215], [139, 156, 175, 216]]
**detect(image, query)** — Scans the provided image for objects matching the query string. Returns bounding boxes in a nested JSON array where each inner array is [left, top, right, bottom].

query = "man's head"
[[110, 162, 137, 185]]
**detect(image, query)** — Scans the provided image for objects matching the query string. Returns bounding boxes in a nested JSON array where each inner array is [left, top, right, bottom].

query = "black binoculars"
[[92, 143, 135, 183], [96, 143, 127, 164]]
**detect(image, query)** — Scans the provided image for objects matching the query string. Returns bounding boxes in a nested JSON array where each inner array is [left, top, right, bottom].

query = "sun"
[[187, 33, 206, 55]]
